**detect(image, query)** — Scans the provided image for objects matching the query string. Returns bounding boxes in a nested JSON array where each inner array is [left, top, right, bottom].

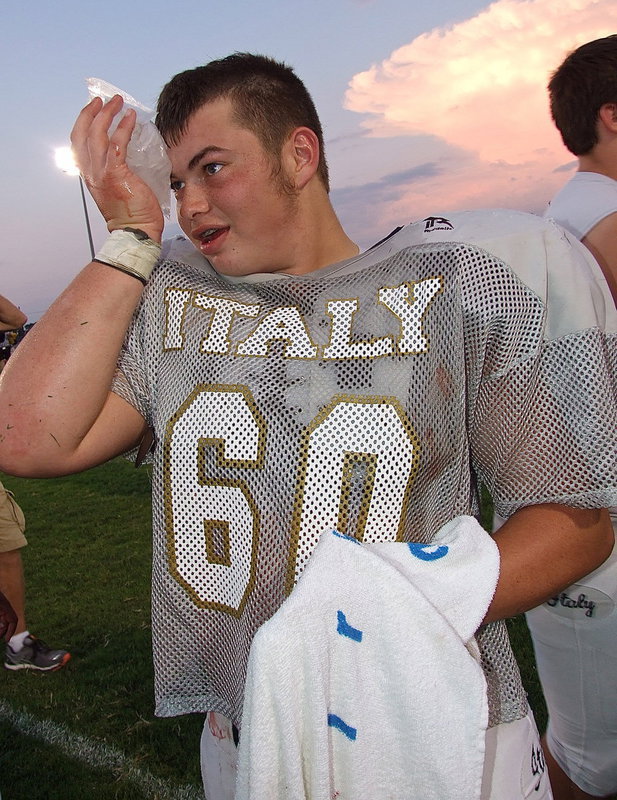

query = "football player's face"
[[169, 98, 301, 277]]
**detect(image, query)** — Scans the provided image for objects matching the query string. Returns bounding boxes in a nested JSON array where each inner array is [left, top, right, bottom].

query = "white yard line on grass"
[[0, 700, 204, 800]]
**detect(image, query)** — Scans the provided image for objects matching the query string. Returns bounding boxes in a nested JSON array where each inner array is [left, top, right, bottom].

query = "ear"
[[284, 127, 320, 189], [598, 103, 617, 132]]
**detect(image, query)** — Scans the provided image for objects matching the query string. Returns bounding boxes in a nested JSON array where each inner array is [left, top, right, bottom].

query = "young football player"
[[528, 35, 617, 800], [0, 54, 614, 798]]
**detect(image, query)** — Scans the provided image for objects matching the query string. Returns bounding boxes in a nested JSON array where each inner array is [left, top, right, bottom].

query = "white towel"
[[235, 515, 499, 800]]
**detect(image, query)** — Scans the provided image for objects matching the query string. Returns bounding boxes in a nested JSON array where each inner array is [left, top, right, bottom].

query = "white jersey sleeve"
[[398, 210, 616, 514], [544, 171, 617, 240]]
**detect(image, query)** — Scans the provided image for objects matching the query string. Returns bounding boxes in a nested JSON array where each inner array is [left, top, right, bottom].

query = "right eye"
[[170, 180, 185, 194]]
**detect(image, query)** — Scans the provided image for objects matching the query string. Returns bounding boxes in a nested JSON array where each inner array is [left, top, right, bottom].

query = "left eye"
[[204, 163, 223, 176]]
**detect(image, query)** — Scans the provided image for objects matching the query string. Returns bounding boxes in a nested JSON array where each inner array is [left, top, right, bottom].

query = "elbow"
[[593, 508, 615, 570], [562, 505, 614, 571], [0, 440, 46, 478], [0, 452, 76, 479], [0, 423, 74, 478]]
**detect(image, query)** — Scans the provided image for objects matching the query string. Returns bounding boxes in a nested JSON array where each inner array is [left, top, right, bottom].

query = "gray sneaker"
[[4, 635, 71, 672]]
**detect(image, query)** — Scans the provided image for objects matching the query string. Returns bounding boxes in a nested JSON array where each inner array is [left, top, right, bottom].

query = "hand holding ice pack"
[[87, 77, 171, 218]]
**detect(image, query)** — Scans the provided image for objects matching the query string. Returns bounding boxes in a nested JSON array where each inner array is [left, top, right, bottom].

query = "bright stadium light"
[[54, 146, 95, 260]]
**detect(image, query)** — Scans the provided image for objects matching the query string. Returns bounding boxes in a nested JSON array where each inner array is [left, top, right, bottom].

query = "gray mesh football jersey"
[[113, 209, 617, 728]]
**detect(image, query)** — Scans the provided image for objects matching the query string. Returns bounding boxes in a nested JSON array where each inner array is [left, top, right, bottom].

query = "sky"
[[2, 0, 615, 321]]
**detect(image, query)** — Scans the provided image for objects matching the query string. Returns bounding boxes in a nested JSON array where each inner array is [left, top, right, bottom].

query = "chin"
[[209, 259, 249, 278]]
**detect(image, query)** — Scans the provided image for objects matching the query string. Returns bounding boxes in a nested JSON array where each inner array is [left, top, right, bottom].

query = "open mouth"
[[197, 227, 228, 245]]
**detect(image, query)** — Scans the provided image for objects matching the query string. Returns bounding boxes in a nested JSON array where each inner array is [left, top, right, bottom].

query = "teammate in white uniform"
[[0, 54, 614, 799], [531, 35, 617, 800]]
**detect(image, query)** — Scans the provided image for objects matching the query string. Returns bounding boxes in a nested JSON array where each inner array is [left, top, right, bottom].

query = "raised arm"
[[0, 96, 165, 477]]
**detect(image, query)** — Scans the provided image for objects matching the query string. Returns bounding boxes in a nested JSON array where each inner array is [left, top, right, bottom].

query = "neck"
[[284, 187, 359, 275], [578, 141, 617, 182]]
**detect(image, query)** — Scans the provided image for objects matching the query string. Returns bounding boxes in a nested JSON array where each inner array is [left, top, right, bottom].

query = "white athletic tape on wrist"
[[94, 228, 162, 283]]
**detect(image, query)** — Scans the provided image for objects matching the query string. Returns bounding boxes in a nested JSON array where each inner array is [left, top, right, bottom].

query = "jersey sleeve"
[[111, 288, 154, 434], [111, 237, 212, 426], [463, 216, 616, 517], [544, 173, 617, 240]]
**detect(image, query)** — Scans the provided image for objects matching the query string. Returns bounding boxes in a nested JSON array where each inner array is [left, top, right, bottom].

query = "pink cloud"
[[342, 0, 617, 223]]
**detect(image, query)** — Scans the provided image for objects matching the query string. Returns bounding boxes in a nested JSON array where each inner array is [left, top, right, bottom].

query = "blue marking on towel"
[[407, 542, 449, 561], [328, 713, 357, 741], [337, 610, 363, 642], [331, 529, 361, 545]]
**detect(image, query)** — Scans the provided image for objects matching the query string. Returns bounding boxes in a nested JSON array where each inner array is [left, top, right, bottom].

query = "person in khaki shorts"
[[0, 294, 70, 671]]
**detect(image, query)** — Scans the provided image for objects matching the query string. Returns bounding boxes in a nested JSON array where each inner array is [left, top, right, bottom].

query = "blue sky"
[[2, 0, 615, 321]]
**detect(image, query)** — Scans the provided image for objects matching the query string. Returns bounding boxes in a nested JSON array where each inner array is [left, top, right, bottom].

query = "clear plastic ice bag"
[[87, 77, 171, 218]]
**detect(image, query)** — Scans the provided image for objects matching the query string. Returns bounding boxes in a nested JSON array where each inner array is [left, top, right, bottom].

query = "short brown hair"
[[156, 53, 330, 191], [548, 35, 617, 156]]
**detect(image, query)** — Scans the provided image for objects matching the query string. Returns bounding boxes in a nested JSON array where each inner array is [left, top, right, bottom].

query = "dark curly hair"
[[548, 35, 617, 156]]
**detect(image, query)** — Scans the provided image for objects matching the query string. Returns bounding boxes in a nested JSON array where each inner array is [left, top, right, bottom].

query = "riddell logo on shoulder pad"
[[423, 217, 454, 232]]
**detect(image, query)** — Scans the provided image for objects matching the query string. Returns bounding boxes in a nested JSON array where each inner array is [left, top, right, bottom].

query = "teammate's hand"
[[71, 95, 164, 243], [0, 590, 17, 642]]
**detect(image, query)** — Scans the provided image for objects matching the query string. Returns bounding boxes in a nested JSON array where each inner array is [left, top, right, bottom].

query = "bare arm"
[[581, 210, 617, 306], [0, 96, 164, 477], [0, 294, 27, 332], [0, 266, 149, 476], [483, 504, 613, 624]]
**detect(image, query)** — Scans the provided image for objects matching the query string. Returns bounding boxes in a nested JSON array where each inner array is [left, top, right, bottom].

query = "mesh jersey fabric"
[[544, 171, 617, 241], [540, 171, 617, 795], [542, 171, 617, 522], [112, 208, 617, 728]]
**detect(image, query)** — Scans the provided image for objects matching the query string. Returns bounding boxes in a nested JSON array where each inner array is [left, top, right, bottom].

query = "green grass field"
[[0, 460, 204, 799], [0, 460, 560, 799]]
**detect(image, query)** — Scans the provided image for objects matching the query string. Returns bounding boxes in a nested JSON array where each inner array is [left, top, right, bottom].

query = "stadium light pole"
[[54, 146, 95, 261]]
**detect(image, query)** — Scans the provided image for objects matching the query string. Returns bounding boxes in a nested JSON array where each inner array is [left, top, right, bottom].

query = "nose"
[[177, 181, 212, 220]]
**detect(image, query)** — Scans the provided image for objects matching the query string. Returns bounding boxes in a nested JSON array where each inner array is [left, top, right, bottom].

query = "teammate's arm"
[[581, 211, 617, 305], [0, 294, 27, 332], [0, 96, 163, 477], [483, 503, 613, 624]]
